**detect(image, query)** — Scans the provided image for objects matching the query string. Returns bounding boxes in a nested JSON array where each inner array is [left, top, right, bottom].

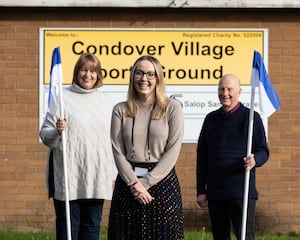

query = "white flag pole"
[[57, 62, 72, 240], [241, 80, 256, 240]]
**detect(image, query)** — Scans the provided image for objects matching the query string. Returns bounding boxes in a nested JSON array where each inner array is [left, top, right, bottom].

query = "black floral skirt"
[[108, 163, 184, 240]]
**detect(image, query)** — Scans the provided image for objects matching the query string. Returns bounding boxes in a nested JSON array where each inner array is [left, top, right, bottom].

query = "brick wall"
[[0, 7, 299, 235]]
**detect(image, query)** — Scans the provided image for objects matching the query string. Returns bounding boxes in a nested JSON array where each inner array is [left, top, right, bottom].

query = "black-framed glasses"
[[134, 70, 156, 80]]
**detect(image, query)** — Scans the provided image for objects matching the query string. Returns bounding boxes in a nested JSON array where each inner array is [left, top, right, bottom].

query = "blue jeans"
[[54, 199, 104, 240]]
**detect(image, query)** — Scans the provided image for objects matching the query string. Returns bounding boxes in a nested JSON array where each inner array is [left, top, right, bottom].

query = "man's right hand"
[[197, 194, 208, 208]]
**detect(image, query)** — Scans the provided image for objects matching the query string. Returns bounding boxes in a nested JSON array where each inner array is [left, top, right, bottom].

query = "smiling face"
[[133, 59, 157, 104], [77, 62, 98, 90], [72, 53, 103, 89], [218, 74, 242, 112]]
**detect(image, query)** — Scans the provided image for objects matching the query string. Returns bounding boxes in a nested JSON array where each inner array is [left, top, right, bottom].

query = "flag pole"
[[241, 73, 256, 240], [59, 87, 72, 240], [56, 48, 72, 240], [241, 50, 280, 240]]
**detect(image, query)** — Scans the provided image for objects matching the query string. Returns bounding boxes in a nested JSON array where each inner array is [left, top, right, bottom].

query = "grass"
[[0, 229, 299, 240]]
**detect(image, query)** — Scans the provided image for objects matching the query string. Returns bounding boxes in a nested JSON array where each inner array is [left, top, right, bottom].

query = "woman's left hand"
[[128, 180, 154, 205]]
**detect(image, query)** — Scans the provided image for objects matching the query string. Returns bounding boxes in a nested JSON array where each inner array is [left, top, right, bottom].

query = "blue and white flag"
[[48, 47, 71, 240], [250, 50, 280, 118], [48, 47, 63, 115]]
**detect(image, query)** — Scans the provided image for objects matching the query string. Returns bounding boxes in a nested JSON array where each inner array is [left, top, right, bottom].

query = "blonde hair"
[[72, 53, 104, 88], [126, 55, 168, 119]]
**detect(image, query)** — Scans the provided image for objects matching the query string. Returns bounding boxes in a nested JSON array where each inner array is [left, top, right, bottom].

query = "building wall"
[[0, 7, 299, 235]]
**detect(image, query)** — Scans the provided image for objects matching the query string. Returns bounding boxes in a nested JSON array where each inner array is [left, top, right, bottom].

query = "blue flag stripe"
[[253, 50, 281, 110], [48, 47, 63, 114], [50, 47, 62, 75]]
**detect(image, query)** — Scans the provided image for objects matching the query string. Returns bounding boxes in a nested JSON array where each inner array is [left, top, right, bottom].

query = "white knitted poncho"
[[40, 84, 117, 201]]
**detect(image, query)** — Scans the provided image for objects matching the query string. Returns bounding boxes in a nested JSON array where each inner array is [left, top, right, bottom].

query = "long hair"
[[72, 53, 104, 89], [126, 55, 168, 119]]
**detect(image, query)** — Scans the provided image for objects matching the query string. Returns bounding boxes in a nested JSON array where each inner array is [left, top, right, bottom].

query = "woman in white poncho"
[[40, 53, 117, 240]]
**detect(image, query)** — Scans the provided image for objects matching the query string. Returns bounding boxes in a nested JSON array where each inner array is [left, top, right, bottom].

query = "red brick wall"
[[0, 7, 299, 235]]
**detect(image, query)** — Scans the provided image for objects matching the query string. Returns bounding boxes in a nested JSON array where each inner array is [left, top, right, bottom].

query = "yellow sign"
[[41, 29, 265, 85]]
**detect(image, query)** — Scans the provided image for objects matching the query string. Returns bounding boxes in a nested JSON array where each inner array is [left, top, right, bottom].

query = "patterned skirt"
[[108, 162, 184, 240]]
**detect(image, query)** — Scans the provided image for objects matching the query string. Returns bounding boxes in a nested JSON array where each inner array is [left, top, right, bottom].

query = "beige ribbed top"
[[110, 98, 184, 189]]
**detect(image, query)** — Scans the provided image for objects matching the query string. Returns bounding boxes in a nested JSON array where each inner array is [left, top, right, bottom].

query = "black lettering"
[[147, 45, 156, 55], [72, 41, 84, 55], [225, 46, 234, 56], [212, 46, 222, 59], [135, 45, 145, 55], [109, 69, 120, 78], [111, 42, 121, 55], [99, 44, 109, 55], [164, 66, 223, 80], [124, 45, 134, 55], [171, 41, 183, 55], [201, 45, 210, 56], [213, 65, 223, 79], [176, 69, 186, 79], [101, 68, 131, 80], [101, 68, 107, 78], [86, 45, 97, 54]]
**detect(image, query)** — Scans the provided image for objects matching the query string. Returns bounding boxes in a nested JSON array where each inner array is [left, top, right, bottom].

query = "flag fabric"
[[250, 50, 280, 117], [47, 47, 72, 240], [48, 47, 63, 115]]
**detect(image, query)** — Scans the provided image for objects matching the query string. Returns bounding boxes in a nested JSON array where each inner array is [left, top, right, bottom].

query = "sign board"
[[39, 28, 268, 142]]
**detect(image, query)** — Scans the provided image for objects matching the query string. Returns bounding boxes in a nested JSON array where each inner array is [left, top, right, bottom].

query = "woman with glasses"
[[108, 55, 184, 239]]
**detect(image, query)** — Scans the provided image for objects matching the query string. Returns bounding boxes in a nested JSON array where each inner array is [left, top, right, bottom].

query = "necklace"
[[131, 104, 155, 162]]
